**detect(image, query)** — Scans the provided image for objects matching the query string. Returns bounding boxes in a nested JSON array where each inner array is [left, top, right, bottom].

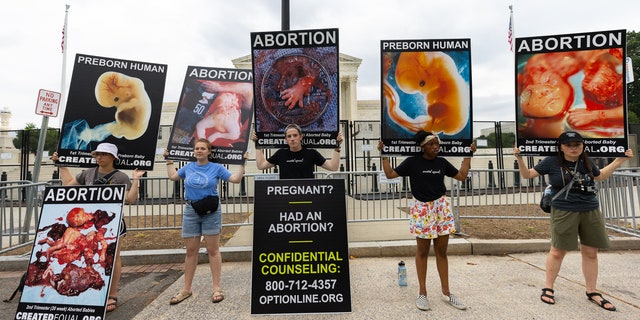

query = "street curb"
[[2, 237, 638, 272]]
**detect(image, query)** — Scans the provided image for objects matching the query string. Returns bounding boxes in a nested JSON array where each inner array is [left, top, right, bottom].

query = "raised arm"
[[320, 132, 343, 171], [252, 131, 275, 170], [227, 153, 248, 184], [452, 143, 476, 181], [594, 149, 633, 181], [51, 152, 79, 185], [377, 140, 399, 179], [513, 145, 541, 179], [163, 149, 181, 181], [125, 168, 145, 204]]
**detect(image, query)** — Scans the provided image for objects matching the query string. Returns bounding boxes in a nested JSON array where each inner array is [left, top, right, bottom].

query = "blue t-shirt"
[[177, 162, 231, 201], [394, 156, 458, 202], [534, 156, 600, 211]]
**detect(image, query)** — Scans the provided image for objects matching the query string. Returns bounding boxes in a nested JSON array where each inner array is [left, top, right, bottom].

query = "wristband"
[[166, 161, 174, 165]]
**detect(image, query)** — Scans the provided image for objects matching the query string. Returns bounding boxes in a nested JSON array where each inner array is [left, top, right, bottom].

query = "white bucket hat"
[[91, 143, 119, 160]]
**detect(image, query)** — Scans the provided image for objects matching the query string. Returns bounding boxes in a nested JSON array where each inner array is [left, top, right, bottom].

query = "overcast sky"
[[1, 0, 639, 130]]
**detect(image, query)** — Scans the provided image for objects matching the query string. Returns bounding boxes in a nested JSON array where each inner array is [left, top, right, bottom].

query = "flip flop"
[[586, 292, 616, 311], [212, 289, 224, 303], [106, 296, 118, 312], [540, 288, 555, 305], [169, 290, 192, 305]]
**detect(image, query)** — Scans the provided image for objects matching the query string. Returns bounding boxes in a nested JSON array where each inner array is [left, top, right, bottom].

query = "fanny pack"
[[94, 169, 118, 185], [188, 195, 219, 216]]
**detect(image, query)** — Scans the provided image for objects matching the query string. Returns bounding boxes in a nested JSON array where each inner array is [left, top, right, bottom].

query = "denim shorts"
[[182, 202, 222, 238]]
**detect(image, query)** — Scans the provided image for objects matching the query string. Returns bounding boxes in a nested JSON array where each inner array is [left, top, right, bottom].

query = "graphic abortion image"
[[251, 28, 340, 149], [515, 29, 628, 157]]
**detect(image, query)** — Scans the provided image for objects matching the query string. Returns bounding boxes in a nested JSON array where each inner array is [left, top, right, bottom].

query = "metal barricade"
[[3, 170, 639, 253], [0, 181, 51, 253]]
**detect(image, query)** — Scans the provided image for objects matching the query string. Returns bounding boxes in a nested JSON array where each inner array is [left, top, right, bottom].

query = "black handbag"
[[539, 184, 571, 213], [539, 186, 554, 213], [189, 195, 219, 216]]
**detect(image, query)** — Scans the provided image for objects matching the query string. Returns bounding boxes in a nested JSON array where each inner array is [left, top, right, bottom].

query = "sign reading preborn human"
[[251, 28, 340, 149], [515, 29, 628, 157], [380, 38, 473, 157], [166, 66, 254, 165], [56, 54, 167, 170], [15, 185, 125, 320], [251, 179, 351, 315]]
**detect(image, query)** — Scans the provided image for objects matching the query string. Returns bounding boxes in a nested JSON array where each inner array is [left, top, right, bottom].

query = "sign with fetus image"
[[251, 28, 340, 149], [15, 185, 125, 320], [515, 29, 628, 157], [56, 53, 167, 170], [380, 39, 473, 157], [166, 66, 254, 165]]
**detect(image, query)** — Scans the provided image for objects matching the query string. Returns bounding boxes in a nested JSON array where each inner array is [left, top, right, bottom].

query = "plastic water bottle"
[[398, 261, 407, 286]]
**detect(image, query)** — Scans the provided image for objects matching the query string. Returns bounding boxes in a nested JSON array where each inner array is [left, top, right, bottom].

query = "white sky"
[[1, 0, 639, 130]]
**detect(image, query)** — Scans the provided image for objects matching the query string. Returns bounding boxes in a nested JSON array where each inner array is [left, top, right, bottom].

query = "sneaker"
[[416, 294, 430, 311], [441, 293, 467, 310]]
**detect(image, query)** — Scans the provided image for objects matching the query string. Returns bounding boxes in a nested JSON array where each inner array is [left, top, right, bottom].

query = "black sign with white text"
[[251, 179, 351, 315]]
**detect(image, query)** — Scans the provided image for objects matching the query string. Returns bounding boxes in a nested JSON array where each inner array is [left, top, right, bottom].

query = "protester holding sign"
[[164, 138, 246, 305], [378, 130, 475, 311], [252, 124, 343, 179], [52, 142, 145, 312], [514, 131, 633, 311]]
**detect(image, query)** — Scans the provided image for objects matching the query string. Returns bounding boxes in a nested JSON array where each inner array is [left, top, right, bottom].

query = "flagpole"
[[59, 4, 70, 129]]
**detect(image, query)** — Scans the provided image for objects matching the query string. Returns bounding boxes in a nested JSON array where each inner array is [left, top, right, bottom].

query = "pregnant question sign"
[[251, 179, 351, 315]]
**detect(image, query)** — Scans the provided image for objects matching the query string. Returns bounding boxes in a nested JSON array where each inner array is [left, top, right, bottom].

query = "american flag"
[[508, 9, 514, 52], [61, 5, 69, 53], [61, 24, 65, 53]]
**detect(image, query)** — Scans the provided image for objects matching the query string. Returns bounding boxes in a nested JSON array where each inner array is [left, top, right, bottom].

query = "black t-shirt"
[[267, 148, 326, 179], [534, 156, 600, 211], [394, 156, 458, 202]]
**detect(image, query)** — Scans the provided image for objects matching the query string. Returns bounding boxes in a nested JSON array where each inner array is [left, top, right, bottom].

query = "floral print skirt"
[[409, 195, 456, 239]]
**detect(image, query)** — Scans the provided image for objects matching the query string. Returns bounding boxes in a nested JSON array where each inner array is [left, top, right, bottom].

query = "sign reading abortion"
[[251, 179, 351, 315], [15, 185, 126, 320]]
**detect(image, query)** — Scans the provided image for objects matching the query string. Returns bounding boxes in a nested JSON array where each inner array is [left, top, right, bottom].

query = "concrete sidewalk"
[[132, 251, 640, 320], [2, 220, 640, 319]]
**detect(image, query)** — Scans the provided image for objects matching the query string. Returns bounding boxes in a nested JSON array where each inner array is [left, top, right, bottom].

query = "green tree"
[[12, 123, 59, 154], [628, 30, 640, 123], [476, 132, 515, 148]]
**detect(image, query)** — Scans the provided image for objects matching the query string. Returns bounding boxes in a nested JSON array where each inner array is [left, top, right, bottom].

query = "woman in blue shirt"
[[165, 138, 245, 305]]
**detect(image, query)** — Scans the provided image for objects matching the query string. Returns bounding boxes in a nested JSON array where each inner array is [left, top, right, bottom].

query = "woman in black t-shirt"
[[515, 131, 632, 311], [253, 124, 343, 179], [379, 130, 475, 311]]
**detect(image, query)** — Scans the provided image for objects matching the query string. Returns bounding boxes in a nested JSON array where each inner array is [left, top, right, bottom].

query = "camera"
[[580, 184, 597, 194]]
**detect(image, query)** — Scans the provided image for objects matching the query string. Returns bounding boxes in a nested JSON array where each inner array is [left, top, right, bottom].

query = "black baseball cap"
[[558, 131, 584, 145]]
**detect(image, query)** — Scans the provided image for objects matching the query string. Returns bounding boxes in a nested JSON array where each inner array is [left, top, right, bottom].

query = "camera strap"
[[560, 162, 580, 199], [93, 168, 118, 184]]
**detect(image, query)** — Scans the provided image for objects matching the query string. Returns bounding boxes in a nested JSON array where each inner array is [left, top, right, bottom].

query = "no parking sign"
[[35, 89, 61, 117]]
